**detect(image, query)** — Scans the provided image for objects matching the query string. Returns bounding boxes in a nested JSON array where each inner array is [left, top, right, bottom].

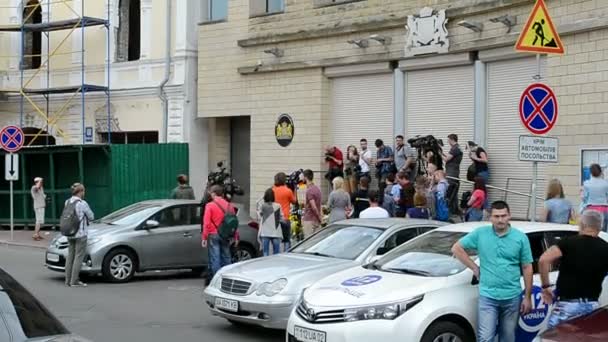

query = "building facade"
[[198, 0, 608, 218], [0, 0, 209, 193]]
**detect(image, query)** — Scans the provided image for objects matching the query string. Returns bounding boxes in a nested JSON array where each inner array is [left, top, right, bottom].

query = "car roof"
[[333, 218, 446, 230], [436, 221, 579, 234], [137, 199, 201, 206]]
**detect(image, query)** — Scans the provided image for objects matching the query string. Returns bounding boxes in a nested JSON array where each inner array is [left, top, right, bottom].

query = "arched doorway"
[[23, 0, 42, 69], [22, 127, 56, 146]]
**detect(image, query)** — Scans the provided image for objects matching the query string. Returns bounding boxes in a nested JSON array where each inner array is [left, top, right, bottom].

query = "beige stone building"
[[0, 0, 209, 192], [198, 0, 608, 218]]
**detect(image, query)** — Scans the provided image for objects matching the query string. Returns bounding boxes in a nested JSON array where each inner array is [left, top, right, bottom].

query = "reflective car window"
[[375, 231, 470, 276], [100, 203, 162, 226], [0, 268, 69, 338], [291, 225, 384, 260]]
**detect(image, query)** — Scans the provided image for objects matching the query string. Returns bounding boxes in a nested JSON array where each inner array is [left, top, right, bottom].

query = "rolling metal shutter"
[[406, 65, 475, 181], [487, 57, 547, 220], [331, 73, 393, 187]]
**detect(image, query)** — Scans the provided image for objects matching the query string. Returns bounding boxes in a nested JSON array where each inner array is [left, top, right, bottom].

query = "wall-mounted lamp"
[[490, 15, 517, 33], [458, 20, 483, 33], [347, 39, 369, 48], [369, 34, 391, 45], [263, 47, 284, 58]]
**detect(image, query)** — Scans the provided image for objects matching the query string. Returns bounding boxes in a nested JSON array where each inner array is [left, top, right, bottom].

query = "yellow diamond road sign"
[[515, 0, 564, 55]]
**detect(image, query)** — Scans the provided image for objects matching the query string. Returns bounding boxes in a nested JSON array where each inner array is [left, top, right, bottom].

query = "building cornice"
[[238, 14, 608, 74], [236, 0, 532, 47]]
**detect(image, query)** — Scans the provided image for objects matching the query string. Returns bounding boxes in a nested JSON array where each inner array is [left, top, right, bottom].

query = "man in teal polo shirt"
[[452, 200, 533, 342]]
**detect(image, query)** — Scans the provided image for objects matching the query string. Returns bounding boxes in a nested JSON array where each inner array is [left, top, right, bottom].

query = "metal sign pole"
[[9, 154, 14, 241], [530, 53, 542, 222]]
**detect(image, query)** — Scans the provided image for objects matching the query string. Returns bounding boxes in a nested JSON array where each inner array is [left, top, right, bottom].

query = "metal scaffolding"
[[0, 0, 111, 145]]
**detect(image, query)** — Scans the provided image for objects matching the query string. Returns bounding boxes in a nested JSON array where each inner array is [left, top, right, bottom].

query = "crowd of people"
[[321, 134, 493, 223]]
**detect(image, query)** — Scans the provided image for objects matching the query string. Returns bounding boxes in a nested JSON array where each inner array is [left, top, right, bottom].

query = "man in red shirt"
[[202, 185, 238, 280], [324, 146, 344, 184]]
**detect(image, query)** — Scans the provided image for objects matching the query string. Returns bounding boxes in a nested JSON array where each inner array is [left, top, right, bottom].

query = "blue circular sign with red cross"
[[519, 83, 558, 135], [0, 126, 24, 153]]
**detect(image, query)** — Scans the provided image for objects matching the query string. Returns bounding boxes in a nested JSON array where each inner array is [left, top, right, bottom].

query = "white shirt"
[[359, 206, 390, 219], [359, 149, 372, 173]]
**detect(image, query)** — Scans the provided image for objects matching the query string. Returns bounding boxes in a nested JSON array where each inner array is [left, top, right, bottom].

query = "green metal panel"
[[110, 143, 189, 211]]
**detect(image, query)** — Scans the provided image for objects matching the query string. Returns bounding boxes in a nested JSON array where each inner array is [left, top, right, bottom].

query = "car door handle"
[[183, 233, 193, 238]]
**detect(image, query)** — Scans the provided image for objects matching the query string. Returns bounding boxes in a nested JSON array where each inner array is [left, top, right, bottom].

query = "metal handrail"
[[446, 176, 545, 201]]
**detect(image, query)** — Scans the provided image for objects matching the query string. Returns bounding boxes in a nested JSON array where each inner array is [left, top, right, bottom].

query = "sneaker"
[[70, 281, 87, 287]]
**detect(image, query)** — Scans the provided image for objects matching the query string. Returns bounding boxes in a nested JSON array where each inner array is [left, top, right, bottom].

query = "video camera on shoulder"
[[407, 135, 444, 151]]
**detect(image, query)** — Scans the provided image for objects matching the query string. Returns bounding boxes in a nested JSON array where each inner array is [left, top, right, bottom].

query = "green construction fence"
[[0, 143, 189, 226]]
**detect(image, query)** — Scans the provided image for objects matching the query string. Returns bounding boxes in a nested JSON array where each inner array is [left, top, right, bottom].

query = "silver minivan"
[[45, 199, 259, 283]]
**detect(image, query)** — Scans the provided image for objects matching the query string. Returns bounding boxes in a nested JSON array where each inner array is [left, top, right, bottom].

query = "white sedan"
[[286, 222, 608, 342]]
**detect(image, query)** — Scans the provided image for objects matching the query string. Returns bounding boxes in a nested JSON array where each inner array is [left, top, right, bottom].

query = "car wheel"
[[232, 244, 256, 263], [102, 248, 137, 283], [421, 321, 472, 342], [190, 267, 206, 278]]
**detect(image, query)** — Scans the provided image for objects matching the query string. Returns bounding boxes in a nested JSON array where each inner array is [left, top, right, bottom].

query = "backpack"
[[434, 191, 449, 222], [213, 201, 239, 240], [60, 200, 81, 237]]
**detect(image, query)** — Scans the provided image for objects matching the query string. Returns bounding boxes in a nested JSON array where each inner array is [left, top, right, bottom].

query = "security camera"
[[253, 60, 263, 72], [369, 34, 391, 45]]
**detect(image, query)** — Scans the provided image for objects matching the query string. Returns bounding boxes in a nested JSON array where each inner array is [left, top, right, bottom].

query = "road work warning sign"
[[515, 0, 564, 55]]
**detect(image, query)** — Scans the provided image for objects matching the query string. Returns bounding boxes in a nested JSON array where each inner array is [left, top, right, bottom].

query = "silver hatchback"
[[45, 199, 259, 283]]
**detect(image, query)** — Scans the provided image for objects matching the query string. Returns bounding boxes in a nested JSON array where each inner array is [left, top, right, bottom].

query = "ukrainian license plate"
[[46, 253, 60, 262], [294, 326, 327, 342], [215, 297, 238, 312]]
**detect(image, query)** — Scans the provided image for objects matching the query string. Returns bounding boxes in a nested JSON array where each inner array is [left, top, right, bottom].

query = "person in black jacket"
[[351, 176, 370, 218]]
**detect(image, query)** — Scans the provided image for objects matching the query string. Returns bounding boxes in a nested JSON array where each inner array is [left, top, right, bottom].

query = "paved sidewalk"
[[0, 229, 58, 249]]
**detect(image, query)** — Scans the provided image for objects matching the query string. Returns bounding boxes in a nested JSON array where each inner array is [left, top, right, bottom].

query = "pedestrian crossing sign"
[[515, 0, 564, 55]]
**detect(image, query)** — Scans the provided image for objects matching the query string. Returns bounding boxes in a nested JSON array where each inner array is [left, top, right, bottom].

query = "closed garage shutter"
[[331, 73, 393, 187], [406, 65, 475, 181], [487, 57, 547, 220]]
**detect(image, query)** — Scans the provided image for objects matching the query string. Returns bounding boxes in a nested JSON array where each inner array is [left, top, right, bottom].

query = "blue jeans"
[[547, 300, 600, 329], [262, 237, 281, 256], [477, 170, 489, 184], [208, 233, 231, 278], [467, 208, 484, 222], [478, 295, 520, 342]]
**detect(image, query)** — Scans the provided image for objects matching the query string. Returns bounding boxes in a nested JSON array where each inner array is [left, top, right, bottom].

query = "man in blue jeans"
[[539, 210, 608, 329], [452, 201, 533, 342], [202, 185, 238, 281]]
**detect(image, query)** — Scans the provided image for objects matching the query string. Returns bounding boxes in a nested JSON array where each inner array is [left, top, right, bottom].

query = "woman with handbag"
[[257, 188, 284, 256], [344, 145, 360, 194]]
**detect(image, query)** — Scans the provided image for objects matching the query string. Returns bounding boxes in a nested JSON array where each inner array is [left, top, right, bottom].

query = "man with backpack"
[[202, 185, 239, 281], [434, 170, 450, 222], [61, 183, 94, 287]]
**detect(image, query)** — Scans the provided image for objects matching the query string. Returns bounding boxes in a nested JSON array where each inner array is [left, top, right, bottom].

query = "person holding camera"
[[467, 141, 489, 184], [344, 145, 360, 194], [375, 139, 394, 202], [442, 134, 463, 215], [324, 146, 344, 184]]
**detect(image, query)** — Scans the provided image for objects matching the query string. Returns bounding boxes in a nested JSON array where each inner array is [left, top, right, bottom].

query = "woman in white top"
[[581, 164, 608, 231], [257, 188, 284, 256]]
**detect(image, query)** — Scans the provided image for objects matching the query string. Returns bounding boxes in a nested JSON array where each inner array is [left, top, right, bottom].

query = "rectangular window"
[[201, 0, 228, 22], [250, 0, 284, 17]]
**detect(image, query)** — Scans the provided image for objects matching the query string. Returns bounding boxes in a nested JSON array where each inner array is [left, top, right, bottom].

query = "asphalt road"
[[0, 245, 285, 342]]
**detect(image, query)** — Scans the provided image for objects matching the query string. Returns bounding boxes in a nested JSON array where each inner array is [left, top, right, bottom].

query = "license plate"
[[46, 253, 60, 262], [215, 297, 238, 312], [294, 326, 326, 342]]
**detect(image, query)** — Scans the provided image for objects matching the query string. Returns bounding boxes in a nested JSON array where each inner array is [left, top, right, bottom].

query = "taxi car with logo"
[[204, 219, 444, 329], [286, 222, 608, 342]]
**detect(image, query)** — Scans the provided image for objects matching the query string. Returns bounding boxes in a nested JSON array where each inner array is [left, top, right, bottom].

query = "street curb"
[[0, 240, 47, 250]]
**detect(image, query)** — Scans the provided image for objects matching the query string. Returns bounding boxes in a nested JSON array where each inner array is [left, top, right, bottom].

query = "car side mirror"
[[376, 247, 390, 256], [369, 255, 382, 264], [144, 220, 159, 229], [471, 275, 479, 286]]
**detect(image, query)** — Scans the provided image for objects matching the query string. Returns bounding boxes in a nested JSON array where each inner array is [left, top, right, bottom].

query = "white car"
[[286, 222, 608, 342]]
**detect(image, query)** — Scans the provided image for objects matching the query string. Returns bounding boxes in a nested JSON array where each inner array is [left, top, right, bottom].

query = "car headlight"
[[87, 237, 102, 246], [344, 295, 424, 322], [210, 274, 222, 288], [256, 278, 288, 297]]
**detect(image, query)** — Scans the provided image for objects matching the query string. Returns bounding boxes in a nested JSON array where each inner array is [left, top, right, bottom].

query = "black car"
[[0, 267, 90, 341]]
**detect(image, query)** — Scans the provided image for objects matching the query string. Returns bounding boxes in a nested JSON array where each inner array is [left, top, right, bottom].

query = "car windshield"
[[0, 268, 69, 339], [374, 231, 474, 277], [291, 225, 384, 260], [99, 203, 162, 226]]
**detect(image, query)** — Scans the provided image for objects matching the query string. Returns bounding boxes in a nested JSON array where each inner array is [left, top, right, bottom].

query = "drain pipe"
[[159, 0, 171, 143]]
